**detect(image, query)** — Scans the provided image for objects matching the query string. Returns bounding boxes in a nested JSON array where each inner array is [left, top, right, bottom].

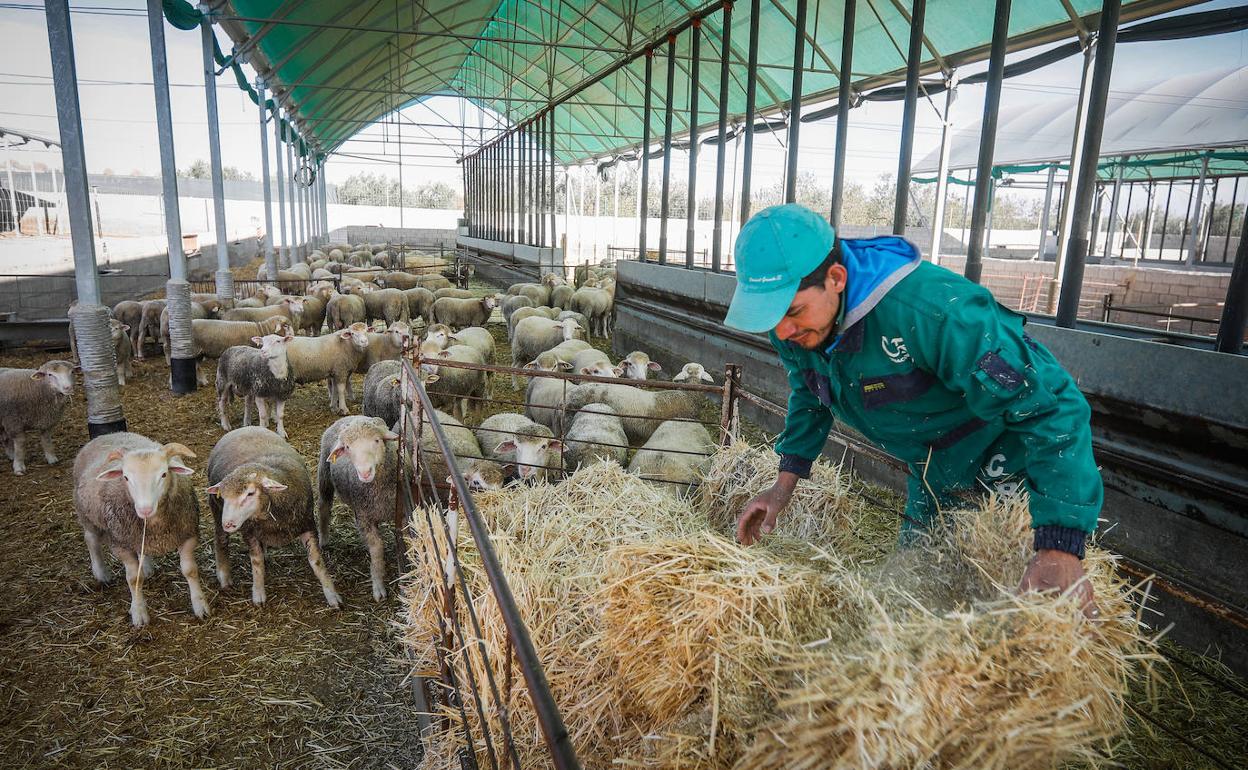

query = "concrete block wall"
[[327, 226, 456, 248]]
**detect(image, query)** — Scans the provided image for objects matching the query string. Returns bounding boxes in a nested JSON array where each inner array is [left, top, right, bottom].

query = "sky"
[[1, 0, 1245, 198]]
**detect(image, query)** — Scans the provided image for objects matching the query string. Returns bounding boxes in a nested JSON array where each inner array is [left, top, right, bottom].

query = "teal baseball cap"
[[724, 203, 836, 333]]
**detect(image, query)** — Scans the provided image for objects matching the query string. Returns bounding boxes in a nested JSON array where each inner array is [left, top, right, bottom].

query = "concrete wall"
[[329, 225, 458, 248]]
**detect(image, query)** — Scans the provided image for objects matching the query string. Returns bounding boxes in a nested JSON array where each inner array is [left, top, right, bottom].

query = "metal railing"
[[393, 354, 742, 765], [1102, 295, 1224, 336]]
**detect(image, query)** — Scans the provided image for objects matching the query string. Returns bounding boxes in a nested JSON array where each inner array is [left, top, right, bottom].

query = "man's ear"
[[825, 263, 848, 294]]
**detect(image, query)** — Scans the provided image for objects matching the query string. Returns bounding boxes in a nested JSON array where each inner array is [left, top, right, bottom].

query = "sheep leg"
[[112, 546, 149, 627], [248, 538, 267, 605], [253, 397, 268, 430], [40, 432, 58, 465], [326, 378, 338, 411], [2, 435, 12, 460], [335, 378, 350, 416], [273, 399, 288, 440], [300, 532, 341, 608], [362, 524, 387, 601], [210, 494, 231, 588], [217, 386, 232, 431], [11, 433, 26, 475], [141, 554, 155, 579], [82, 526, 111, 583], [243, 395, 255, 427], [116, 362, 127, 386], [178, 536, 210, 619], [316, 482, 334, 546]]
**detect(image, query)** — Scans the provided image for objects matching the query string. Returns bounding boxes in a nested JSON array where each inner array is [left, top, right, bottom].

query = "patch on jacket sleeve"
[[976, 351, 1024, 391]]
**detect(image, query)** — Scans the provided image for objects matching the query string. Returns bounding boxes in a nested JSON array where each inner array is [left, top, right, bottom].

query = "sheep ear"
[[121, 324, 131, 332], [96, 466, 125, 480], [672, 370, 689, 382], [494, 440, 517, 454], [525, 360, 539, 369], [558, 361, 573, 371], [204, 483, 221, 495], [162, 443, 197, 461], [259, 476, 288, 491], [578, 366, 592, 375], [30, 371, 46, 380], [612, 367, 624, 377], [338, 329, 354, 339], [251, 336, 263, 346], [382, 431, 399, 442], [169, 460, 195, 476], [282, 334, 294, 343], [699, 370, 715, 383], [438, 350, 452, 358], [328, 443, 348, 463], [648, 361, 662, 371], [546, 440, 564, 452], [105, 449, 125, 463]]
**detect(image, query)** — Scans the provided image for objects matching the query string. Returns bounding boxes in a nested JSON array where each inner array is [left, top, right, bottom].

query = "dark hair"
[[796, 240, 842, 291]]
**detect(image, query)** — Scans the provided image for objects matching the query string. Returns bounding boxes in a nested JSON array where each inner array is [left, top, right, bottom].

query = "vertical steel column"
[[1103, 158, 1124, 257], [146, 0, 195, 393], [1216, 210, 1248, 353], [1118, 179, 1135, 259], [892, 0, 926, 235], [518, 131, 527, 245], [1158, 180, 1174, 259], [254, 80, 274, 275], [659, 35, 677, 265], [468, 153, 475, 238], [45, 0, 125, 435], [1223, 177, 1240, 263], [285, 119, 297, 260], [508, 132, 515, 242], [322, 160, 329, 238], [549, 111, 556, 251], [1142, 182, 1156, 257], [963, 0, 1010, 286], [639, 50, 654, 258], [686, 20, 702, 268], [830, 0, 856, 228], [28, 152, 45, 235], [1186, 153, 1210, 265], [929, 75, 957, 263], [1051, 44, 1094, 311], [740, 0, 760, 225], [711, 1, 733, 272], [272, 104, 288, 268], [784, 0, 808, 203], [3, 135, 17, 235], [1036, 165, 1057, 260], [1057, 0, 1122, 328], [200, 5, 233, 301]]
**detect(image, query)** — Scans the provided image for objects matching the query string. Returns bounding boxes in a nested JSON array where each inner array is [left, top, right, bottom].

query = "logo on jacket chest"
[[881, 335, 910, 364]]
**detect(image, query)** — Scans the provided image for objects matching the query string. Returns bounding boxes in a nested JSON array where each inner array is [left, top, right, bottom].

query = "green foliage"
[[337, 172, 462, 209]]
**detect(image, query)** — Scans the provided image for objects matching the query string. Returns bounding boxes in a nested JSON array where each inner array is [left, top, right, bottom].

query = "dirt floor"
[[1, 275, 1245, 769]]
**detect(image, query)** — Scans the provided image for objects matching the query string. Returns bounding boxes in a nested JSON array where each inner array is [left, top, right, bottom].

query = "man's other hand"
[[1018, 548, 1100, 619], [736, 474, 799, 545]]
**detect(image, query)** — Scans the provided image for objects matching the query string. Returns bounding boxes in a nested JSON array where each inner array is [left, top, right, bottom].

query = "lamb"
[[627, 419, 715, 493], [555, 310, 590, 333], [376, 271, 422, 290], [429, 295, 498, 330], [501, 294, 535, 326], [433, 287, 476, 300], [285, 322, 371, 415], [414, 273, 452, 291], [619, 350, 662, 380], [459, 458, 507, 492], [72, 434, 205, 626], [522, 351, 573, 431], [356, 320, 411, 376], [447, 326, 495, 364], [294, 283, 333, 335], [510, 317, 584, 388], [475, 412, 563, 483], [544, 339, 592, 365], [419, 341, 487, 421], [110, 319, 134, 385], [316, 416, 399, 600], [362, 360, 439, 428], [112, 300, 144, 348], [402, 287, 436, 324], [205, 427, 340, 608], [564, 403, 629, 469], [507, 305, 561, 340], [135, 299, 167, 357], [549, 283, 574, 311], [421, 322, 455, 351], [571, 287, 613, 336], [351, 285, 410, 326], [311, 267, 336, 281], [183, 317, 294, 385], [215, 333, 297, 439], [407, 408, 484, 498], [559, 362, 716, 444], [507, 282, 549, 306], [327, 291, 368, 330], [222, 297, 304, 326], [0, 360, 75, 475], [569, 348, 619, 378], [189, 293, 228, 316]]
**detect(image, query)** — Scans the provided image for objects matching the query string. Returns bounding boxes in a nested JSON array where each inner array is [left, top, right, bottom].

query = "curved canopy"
[[210, 0, 1202, 163]]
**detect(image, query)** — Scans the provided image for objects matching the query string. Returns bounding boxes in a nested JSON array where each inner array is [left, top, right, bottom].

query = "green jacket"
[[771, 237, 1101, 552]]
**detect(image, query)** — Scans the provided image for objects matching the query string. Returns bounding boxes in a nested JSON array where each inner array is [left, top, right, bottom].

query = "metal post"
[[27, 152, 44, 235], [147, 0, 195, 393], [711, 1, 733, 272], [200, 6, 233, 301], [1158, 180, 1174, 259], [1141, 182, 1155, 257], [1036, 165, 1057, 260], [659, 35, 677, 265], [1118, 179, 1134, 259], [830, 0, 856, 228], [1215, 210, 1248, 353], [686, 19, 702, 268], [784, 0, 807, 204], [593, 162, 601, 262], [549, 110, 556, 251], [1187, 153, 1210, 265], [254, 77, 274, 279], [639, 50, 654, 259], [286, 119, 297, 261], [929, 74, 957, 263], [1050, 43, 1094, 312], [893, 0, 926, 235], [1104, 158, 1124, 257], [963, 0, 1009, 285], [3, 135, 18, 235], [612, 157, 621, 252], [45, 0, 126, 435], [272, 104, 288, 268], [740, 0, 760, 225], [1223, 177, 1240, 263], [518, 132, 527, 245], [1056, 0, 1121, 328]]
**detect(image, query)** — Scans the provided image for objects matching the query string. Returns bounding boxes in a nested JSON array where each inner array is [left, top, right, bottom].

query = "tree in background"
[[180, 159, 255, 181], [337, 172, 464, 209]]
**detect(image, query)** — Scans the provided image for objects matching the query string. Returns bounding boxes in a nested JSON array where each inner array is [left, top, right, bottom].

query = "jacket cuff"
[[778, 454, 814, 479], [1033, 525, 1087, 559]]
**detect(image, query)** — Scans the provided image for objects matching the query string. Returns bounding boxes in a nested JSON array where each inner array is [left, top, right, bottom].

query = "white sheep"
[[285, 322, 372, 414], [430, 295, 498, 330], [571, 287, 613, 336], [476, 412, 563, 483], [182, 317, 294, 386], [544, 339, 592, 365], [559, 362, 715, 444], [448, 326, 495, 364], [619, 350, 662, 380], [507, 305, 561, 340], [407, 408, 483, 498], [507, 282, 548, 306], [72, 434, 205, 626], [564, 403, 628, 469], [205, 426, 340, 608], [501, 294, 535, 326], [327, 291, 368, 330], [110, 319, 134, 385], [418, 340, 487, 421], [523, 351, 574, 431], [0, 359, 75, 475], [569, 348, 619, 378], [402, 287, 436, 324], [511, 317, 584, 388], [628, 419, 715, 493]]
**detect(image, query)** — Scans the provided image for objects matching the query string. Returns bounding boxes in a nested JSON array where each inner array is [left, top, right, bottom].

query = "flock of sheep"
[[2, 243, 721, 628]]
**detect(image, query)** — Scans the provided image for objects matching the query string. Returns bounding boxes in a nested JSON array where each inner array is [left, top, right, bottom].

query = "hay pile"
[[400, 443, 1160, 769]]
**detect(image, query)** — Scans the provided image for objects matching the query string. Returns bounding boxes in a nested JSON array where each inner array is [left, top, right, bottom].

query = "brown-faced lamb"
[[285, 322, 371, 415], [72, 434, 205, 626], [476, 412, 563, 484], [0, 359, 75, 475], [564, 403, 629, 469], [205, 426, 340, 607], [215, 333, 297, 439], [316, 416, 399, 600]]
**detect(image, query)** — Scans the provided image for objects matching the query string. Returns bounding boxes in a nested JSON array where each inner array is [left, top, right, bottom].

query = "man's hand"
[[736, 472, 799, 545], [1018, 549, 1100, 619]]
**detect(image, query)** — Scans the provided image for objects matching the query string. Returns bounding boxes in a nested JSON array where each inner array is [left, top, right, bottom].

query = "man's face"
[[773, 264, 848, 349]]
